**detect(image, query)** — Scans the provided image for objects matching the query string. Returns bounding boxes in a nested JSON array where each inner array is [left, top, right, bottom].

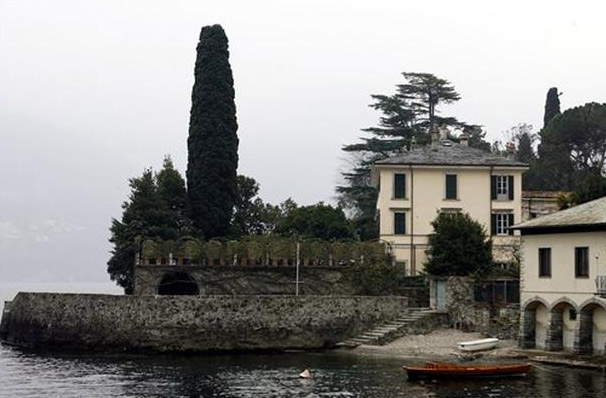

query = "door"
[[436, 279, 447, 312]]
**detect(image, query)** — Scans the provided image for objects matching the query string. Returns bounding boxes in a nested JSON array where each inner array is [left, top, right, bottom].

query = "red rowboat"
[[404, 362, 532, 380]]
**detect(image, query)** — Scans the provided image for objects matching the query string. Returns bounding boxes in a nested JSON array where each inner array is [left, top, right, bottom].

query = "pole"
[[296, 241, 300, 296]]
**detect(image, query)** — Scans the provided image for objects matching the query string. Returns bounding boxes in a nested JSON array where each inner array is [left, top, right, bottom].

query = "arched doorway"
[[520, 299, 549, 349], [157, 272, 200, 295], [578, 300, 606, 354], [551, 300, 577, 351]]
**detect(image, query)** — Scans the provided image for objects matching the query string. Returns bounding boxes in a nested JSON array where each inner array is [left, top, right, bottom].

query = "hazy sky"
[[1, 0, 605, 282]]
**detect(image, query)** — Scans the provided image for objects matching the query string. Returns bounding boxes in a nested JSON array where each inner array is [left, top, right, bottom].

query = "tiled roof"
[[375, 142, 528, 167], [513, 196, 606, 229]]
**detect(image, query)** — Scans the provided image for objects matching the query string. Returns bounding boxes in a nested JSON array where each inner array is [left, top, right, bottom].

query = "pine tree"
[[186, 25, 239, 239], [543, 87, 561, 128], [338, 72, 475, 239], [107, 169, 164, 293], [108, 160, 191, 293]]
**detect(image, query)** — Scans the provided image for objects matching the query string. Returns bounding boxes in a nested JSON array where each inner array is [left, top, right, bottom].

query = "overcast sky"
[[1, 0, 605, 283]]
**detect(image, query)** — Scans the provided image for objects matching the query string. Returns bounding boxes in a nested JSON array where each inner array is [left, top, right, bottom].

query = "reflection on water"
[[0, 344, 604, 398]]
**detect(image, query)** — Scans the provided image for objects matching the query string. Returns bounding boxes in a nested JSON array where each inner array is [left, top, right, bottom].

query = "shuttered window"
[[491, 175, 514, 200], [394, 212, 406, 235], [445, 174, 457, 200], [491, 213, 514, 235], [394, 174, 406, 199]]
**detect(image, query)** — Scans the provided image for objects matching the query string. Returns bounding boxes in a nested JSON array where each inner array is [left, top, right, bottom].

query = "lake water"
[[1, 283, 605, 397], [1, 346, 605, 398]]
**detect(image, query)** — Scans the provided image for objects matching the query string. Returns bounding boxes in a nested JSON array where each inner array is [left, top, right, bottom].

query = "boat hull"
[[457, 338, 499, 352], [404, 362, 532, 380]]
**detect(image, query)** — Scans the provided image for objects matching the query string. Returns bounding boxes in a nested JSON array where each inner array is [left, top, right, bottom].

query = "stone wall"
[[0, 293, 408, 353], [441, 276, 520, 339], [135, 265, 429, 307]]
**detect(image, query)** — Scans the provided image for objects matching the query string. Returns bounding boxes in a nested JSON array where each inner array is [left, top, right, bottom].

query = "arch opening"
[[157, 272, 200, 295]]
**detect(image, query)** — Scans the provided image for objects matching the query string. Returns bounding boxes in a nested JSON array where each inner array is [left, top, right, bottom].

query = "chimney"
[[506, 141, 516, 160], [460, 132, 470, 147], [439, 126, 449, 140], [430, 127, 440, 150]]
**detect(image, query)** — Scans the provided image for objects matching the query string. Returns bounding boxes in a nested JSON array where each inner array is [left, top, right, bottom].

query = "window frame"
[[538, 247, 551, 278], [496, 175, 509, 200], [445, 174, 458, 200], [394, 212, 406, 235], [393, 173, 406, 199], [575, 247, 589, 278], [494, 213, 512, 235]]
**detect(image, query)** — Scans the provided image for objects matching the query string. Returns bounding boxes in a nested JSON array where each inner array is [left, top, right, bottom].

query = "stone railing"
[[136, 236, 392, 268]]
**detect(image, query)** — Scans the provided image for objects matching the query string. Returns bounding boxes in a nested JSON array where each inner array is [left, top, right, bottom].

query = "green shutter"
[[491, 176, 497, 200], [508, 175, 514, 200], [491, 214, 497, 235], [508, 213, 514, 235]]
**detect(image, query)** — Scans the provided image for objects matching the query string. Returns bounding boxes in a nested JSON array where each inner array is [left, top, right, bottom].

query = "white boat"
[[457, 337, 499, 352]]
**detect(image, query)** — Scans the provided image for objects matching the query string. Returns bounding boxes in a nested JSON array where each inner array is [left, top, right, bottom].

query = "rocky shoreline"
[[346, 328, 606, 371]]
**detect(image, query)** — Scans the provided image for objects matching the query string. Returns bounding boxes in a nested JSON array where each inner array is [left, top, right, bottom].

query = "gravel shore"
[[352, 328, 520, 361]]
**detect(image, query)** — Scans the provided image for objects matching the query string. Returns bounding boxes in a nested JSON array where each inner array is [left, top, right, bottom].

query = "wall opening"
[[157, 272, 199, 295]]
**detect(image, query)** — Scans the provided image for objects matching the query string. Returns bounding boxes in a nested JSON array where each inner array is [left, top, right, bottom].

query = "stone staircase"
[[336, 307, 437, 348]]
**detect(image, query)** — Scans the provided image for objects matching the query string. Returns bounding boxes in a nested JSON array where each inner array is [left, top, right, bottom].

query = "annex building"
[[515, 196, 606, 354]]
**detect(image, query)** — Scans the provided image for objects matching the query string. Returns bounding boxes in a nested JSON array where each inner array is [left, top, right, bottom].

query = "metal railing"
[[596, 275, 606, 297]]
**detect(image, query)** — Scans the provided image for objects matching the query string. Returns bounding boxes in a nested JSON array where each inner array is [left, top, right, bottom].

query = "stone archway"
[[520, 298, 549, 349], [157, 272, 200, 295], [549, 299, 578, 351], [577, 299, 606, 354]]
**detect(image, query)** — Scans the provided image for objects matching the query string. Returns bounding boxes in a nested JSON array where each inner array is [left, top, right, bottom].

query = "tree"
[[107, 169, 164, 293], [108, 161, 191, 293], [338, 72, 475, 239], [537, 102, 606, 193], [156, 155, 192, 238], [231, 175, 285, 236], [186, 24, 239, 239], [424, 212, 492, 276], [543, 87, 561, 128], [274, 203, 354, 240]]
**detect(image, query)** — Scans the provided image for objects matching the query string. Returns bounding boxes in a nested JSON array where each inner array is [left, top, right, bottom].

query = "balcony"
[[596, 275, 606, 297]]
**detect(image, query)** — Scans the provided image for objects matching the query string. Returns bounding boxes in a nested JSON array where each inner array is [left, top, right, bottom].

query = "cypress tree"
[[543, 87, 561, 127], [186, 25, 239, 239]]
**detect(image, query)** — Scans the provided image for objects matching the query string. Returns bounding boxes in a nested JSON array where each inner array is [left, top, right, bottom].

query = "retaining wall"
[[135, 265, 429, 307], [0, 293, 408, 353]]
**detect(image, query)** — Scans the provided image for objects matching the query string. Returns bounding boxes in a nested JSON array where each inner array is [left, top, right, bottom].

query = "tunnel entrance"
[[157, 272, 200, 295]]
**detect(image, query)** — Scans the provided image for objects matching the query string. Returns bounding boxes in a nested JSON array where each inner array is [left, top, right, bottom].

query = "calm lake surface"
[[1, 345, 605, 398], [1, 283, 605, 397]]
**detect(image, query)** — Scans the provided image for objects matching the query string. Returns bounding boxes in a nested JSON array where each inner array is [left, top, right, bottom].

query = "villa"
[[371, 132, 528, 275]]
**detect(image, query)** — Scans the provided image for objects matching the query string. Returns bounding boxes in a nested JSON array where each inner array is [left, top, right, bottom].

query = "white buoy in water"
[[299, 369, 311, 378]]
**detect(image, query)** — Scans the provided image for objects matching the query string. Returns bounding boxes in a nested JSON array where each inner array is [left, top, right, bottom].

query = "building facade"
[[515, 196, 606, 354], [372, 137, 528, 275]]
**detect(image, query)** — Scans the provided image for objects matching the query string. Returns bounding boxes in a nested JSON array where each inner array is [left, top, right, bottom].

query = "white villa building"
[[514, 196, 606, 354], [371, 135, 528, 275]]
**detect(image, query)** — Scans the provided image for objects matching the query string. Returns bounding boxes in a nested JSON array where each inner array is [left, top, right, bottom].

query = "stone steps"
[[336, 307, 436, 348]]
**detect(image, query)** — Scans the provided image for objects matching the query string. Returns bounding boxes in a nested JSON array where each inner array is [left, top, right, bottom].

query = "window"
[[491, 175, 514, 200], [491, 213, 514, 235], [394, 212, 406, 235], [538, 248, 551, 277], [445, 174, 457, 200], [394, 173, 406, 199], [575, 247, 589, 278], [569, 309, 577, 321]]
